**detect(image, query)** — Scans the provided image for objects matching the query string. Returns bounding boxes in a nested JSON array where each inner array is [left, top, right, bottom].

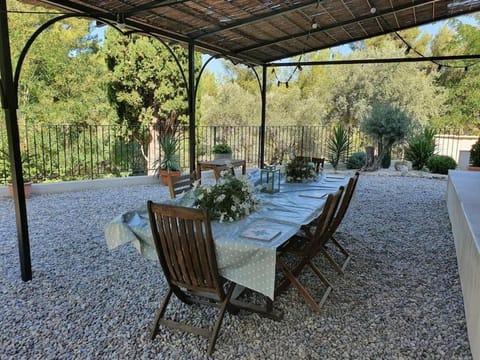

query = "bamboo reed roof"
[[22, 0, 480, 65]]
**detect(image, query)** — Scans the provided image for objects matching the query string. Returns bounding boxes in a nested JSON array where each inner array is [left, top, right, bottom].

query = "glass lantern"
[[260, 165, 280, 193]]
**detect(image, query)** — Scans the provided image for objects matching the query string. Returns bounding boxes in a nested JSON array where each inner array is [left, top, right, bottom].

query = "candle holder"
[[260, 165, 280, 193]]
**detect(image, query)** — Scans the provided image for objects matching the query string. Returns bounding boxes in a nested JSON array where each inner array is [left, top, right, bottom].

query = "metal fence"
[[0, 123, 474, 184]]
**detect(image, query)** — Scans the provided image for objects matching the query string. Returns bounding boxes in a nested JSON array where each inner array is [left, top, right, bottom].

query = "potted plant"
[[155, 134, 181, 185], [1, 149, 34, 199], [468, 137, 480, 171], [212, 143, 232, 160]]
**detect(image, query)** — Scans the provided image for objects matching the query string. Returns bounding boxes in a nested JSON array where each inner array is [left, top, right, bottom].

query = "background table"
[[197, 159, 246, 180]]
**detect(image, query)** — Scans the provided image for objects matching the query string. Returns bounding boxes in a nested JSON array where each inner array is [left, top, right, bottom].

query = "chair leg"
[[329, 235, 352, 272], [151, 288, 173, 339], [207, 282, 235, 356], [277, 258, 321, 312], [318, 246, 345, 274], [307, 261, 333, 309]]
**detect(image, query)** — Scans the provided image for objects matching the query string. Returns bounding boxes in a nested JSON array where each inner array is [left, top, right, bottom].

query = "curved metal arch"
[[194, 55, 217, 98], [249, 65, 263, 95], [124, 29, 189, 93], [13, 14, 124, 102]]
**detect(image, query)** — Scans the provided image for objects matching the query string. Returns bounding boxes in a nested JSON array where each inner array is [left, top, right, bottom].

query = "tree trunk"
[[147, 118, 160, 175]]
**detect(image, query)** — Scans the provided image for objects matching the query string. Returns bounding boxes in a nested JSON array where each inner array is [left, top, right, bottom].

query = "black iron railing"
[[0, 123, 473, 184]]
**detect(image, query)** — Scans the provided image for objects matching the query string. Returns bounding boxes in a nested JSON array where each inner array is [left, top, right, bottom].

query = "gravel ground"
[[0, 172, 471, 359]]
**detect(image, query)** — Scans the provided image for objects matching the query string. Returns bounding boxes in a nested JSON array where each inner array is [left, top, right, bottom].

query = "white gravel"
[[0, 172, 471, 359]]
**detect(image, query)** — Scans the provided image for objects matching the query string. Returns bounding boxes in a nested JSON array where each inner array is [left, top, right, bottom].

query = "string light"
[[377, 15, 480, 72]]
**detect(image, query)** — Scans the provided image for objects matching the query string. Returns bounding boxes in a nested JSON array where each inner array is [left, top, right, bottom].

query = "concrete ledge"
[[0, 176, 159, 198], [447, 170, 480, 359]]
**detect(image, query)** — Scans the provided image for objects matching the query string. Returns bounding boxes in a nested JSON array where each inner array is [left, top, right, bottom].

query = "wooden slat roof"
[[21, 0, 480, 65]]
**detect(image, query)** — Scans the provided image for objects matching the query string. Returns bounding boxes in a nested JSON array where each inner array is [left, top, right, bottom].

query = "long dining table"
[[104, 171, 349, 303]]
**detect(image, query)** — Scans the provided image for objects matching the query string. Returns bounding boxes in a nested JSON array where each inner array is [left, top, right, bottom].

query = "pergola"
[[2, 0, 480, 280]]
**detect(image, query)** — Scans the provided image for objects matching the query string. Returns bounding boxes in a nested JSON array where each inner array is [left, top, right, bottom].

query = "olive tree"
[[361, 102, 412, 170]]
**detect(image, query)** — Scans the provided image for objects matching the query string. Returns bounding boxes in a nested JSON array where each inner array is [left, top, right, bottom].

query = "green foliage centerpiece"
[[285, 155, 317, 183], [193, 170, 259, 222]]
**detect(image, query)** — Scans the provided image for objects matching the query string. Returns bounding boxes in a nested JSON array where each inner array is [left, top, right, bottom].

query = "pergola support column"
[[188, 41, 196, 173], [259, 65, 267, 168], [0, 1, 32, 281]]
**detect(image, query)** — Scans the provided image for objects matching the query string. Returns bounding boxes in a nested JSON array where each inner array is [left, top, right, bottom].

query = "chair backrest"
[[167, 172, 198, 199], [147, 201, 225, 298], [329, 172, 360, 233], [296, 156, 325, 173], [307, 187, 344, 253]]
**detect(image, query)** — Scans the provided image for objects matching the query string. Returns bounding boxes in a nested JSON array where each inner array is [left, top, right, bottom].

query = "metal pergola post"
[[188, 40, 196, 173], [259, 65, 267, 168], [0, 1, 32, 281]]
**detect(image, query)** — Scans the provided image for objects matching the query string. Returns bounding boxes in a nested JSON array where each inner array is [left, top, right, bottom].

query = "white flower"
[[215, 194, 226, 203]]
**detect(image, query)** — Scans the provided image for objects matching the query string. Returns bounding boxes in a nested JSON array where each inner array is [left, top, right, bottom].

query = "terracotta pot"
[[7, 181, 32, 199], [159, 170, 181, 186], [467, 165, 480, 171]]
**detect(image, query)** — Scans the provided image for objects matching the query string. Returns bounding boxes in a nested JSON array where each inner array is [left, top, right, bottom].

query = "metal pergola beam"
[[268, 54, 480, 67], [125, 0, 189, 16], [194, 0, 321, 40]]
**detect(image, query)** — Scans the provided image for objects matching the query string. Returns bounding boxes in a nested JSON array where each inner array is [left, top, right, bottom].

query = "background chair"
[[167, 172, 198, 199], [275, 187, 344, 312], [147, 202, 236, 355], [296, 156, 325, 173]]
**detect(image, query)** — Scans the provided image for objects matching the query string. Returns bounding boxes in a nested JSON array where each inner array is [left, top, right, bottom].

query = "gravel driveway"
[[0, 172, 471, 359]]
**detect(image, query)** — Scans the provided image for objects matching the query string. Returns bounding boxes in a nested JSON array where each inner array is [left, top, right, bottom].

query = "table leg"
[[230, 284, 283, 321]]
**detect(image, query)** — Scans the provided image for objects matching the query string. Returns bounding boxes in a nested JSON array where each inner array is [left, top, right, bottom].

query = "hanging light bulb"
[[404, 46, 411, 55], [285, 82, 289, 88], [464, 66, 469, 72], [297, 64, 303, 71], [437, 64, 443, 71], [277, 81, 281, 87]]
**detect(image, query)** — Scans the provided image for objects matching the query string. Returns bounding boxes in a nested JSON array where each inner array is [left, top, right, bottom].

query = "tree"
[[8, 0, 113, 126], [431, 17, 480, 131], [324, 39, 445, 128], [361, 102, 412, 170], [102, 29, 201, 171]]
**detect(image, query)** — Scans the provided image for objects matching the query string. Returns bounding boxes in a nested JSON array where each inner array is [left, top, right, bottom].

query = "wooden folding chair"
[[167, 172, 198, 199], [318, 172, 360, 273], [147, 202, 237, 355], [213, 165, 235, 181], [275, 187, 344, 312]]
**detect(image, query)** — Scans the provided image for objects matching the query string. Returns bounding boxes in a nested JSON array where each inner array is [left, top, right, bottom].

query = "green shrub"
[[427, 155, 456, 175], [212, 143, 232, 154], [405, 128, 436, 170], [346, 152, 366, 169], [470, 137, 480, 167]]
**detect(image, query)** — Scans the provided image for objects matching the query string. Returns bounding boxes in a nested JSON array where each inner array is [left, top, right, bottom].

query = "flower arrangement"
[[285, 155, 317, 183], [193, 170, 259, 222]]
